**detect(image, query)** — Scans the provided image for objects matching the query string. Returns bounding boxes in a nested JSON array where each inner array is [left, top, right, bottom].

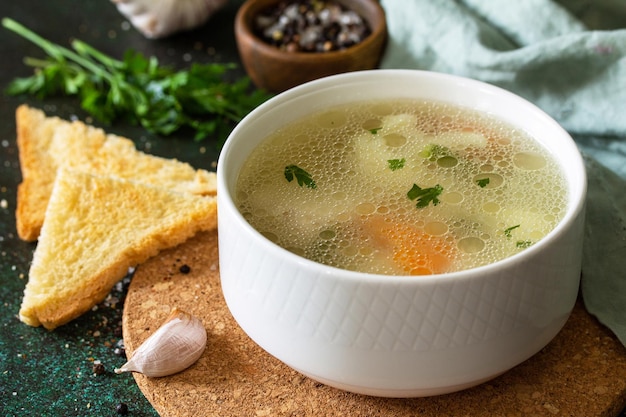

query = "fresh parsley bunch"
[[2, 18, 272, 142]]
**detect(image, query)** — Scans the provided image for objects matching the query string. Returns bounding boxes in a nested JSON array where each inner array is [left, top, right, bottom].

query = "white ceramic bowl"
[[216, 70, 586, 397]]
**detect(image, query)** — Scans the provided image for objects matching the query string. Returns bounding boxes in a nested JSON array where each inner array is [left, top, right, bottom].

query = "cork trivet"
[[123, 230, 626, 417]]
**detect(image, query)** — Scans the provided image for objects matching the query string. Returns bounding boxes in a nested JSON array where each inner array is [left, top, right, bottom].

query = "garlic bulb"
[[111, 0, 229, 39], [115, 307, 207, 377]]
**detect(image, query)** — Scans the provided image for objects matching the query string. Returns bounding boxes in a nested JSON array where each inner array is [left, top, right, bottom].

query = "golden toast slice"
[[15, 105, 66, 241], [15, 105, 217, 241], [19, 169, 218, 330]]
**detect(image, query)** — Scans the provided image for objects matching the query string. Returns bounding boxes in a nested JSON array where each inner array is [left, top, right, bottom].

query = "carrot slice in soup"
[[364, 216, 455, 275]]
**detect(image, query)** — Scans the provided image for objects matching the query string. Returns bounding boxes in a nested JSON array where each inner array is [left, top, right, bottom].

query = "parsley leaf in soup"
[[476, 178, 490, 188], [387, 158, 406, 171], [419, 144, 450, 160], [504, 225, 520, 238], [284, 165, 317, 189], [407, 184, 443, 208]]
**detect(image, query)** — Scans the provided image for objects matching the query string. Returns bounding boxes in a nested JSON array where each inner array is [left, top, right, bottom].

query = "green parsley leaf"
[[407, 184, 443, 208], [516, 240, 533, 249], [369, 127, 382, 134], [387, 158, 406, 171], [419, 144, 450, 160], [2, 17, 273, 144], [504, 225, 520, 239], [476, 178, 490, 188], [284, 165, 317, 189]]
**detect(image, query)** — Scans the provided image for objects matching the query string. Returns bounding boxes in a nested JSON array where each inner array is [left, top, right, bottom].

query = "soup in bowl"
[[216, 70, 586, 397]]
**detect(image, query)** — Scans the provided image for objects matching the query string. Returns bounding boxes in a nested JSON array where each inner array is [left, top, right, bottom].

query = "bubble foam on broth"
[[236, 99, 568, 276]]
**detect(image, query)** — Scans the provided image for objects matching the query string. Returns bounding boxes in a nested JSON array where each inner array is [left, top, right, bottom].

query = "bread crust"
[[15, 105, 220, 329], [19, 169, 218, 330], [15, 105, 61, 240], [14, 105, 217, 241]]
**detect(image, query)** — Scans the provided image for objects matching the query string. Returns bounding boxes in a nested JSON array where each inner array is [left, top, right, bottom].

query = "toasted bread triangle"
[[15, 105, 217, 241], [15, 105, 65, 241], [19, 169, 218, 330]]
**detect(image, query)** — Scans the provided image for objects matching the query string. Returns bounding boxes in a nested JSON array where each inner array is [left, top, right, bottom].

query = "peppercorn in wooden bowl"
[[235, 0, 387, 93]]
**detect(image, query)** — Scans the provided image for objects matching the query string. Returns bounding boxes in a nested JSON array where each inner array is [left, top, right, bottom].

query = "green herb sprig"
[[407, 184, 443, 208], [387, 158, 405, 171], [504, 225, 533, 248], [476, 177, 490, 188], [2, 18, 272, 142], [284, 165, 317, 189], [419, 144, 450, 160], [504, 225, 520, 238], [516, 240, 533, 249]]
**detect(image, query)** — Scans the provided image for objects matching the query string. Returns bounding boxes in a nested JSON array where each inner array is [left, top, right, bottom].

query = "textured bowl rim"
[[217, 69, 587, 286]]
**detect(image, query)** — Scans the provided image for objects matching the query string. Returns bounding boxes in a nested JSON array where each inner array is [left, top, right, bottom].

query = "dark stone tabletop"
[[0, 1, 243, 415]]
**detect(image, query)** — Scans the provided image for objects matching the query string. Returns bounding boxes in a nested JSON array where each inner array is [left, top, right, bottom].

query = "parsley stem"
[[22, 57, 62, 69], [3, 18, 113, 83], [2, 18, 67, 62], [71, 39, 125, 71]]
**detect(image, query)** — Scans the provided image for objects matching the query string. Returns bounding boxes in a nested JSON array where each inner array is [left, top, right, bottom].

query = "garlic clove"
[[115, 307, 207, 377], [111, 0, 229, 39]]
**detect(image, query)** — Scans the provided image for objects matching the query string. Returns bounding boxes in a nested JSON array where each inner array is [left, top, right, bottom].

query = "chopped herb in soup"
[[235, 99, 568, 275]]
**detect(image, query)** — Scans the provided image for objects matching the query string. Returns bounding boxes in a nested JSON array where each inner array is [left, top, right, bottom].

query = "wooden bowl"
[[234, 0, 388, 93]]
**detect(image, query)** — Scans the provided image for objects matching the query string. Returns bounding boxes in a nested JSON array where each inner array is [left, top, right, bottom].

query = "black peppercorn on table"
[[0, 1, 241, 415]]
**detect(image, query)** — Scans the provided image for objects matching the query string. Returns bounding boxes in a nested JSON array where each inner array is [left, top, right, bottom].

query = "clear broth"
[[235, 99, 567, 275]]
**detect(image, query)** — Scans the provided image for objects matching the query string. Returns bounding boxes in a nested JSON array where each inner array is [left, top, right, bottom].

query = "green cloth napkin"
[[379, 0, 626, 346]]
